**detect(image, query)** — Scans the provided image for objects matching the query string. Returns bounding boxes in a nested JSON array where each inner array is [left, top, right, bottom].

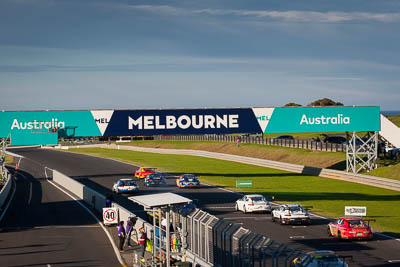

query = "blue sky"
[[1, 0, 399, 110]]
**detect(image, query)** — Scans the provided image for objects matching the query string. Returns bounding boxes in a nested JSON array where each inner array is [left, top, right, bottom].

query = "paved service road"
[[0, 156, 120, 267], [10, 147, 400, 266]]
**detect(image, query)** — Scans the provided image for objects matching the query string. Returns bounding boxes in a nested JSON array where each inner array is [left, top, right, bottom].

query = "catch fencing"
[[154, 135, 346, 152], [180, 208, 302, 267]]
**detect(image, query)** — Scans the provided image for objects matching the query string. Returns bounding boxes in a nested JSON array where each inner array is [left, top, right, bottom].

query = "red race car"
[[328, 217, 375, 240], [135, 167, 156, 179]]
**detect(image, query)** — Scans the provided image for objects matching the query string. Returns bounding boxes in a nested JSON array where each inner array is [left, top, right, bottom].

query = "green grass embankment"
[[116, 140, 400, 181], [116, 140, 347, 169], [68, 147, 400, 237], [387, 114, 400, 126]]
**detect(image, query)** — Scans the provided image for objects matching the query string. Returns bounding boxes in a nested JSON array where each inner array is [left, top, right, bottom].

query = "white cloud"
[[122, 4, 400, 23], [121, 4, 188, 16], [194, 9, 400, 23], [303, 76, 364, 81]]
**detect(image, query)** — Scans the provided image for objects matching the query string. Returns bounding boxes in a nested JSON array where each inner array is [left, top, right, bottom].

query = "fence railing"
[[181, 208, 302, 267], [154, 135, 346, 153]]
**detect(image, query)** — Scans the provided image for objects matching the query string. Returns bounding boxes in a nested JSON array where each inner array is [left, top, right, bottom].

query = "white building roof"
[[129, 192, 192, 208]]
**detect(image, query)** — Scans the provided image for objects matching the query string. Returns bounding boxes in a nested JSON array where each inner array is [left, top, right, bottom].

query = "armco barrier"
[[0, 171, 12, 214], [68, 144, 400, 192]]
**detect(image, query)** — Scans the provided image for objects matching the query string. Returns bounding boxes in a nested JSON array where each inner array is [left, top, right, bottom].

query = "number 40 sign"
[[103, 207, 118, 225]]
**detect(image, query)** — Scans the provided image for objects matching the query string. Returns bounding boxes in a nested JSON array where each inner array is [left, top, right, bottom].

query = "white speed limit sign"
[[103, 207, 118, 225]]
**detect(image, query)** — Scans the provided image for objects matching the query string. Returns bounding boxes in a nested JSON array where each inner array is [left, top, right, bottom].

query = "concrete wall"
[[52, 169, 152, 238]]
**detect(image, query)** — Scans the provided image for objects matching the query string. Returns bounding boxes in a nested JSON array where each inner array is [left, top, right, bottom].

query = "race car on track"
[[328, 217, 375, 240], [235, 194, 272, 213], [272, 204, 311, 225], [176, 174, 200, 188], [135, 167, 156, 179], [144, 173, 167, 187], [112, 178, 139, 194], [292, 250, 350, 267]]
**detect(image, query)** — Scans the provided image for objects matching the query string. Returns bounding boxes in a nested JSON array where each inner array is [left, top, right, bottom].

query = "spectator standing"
[[161, 216, 167, 239], [236, 137, 241, 147], [117, 221, 126, 251], [138, 227, 147, 259], [125, 217, 136, 247]]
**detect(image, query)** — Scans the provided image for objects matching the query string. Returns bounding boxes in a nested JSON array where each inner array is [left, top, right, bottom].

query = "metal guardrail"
[[154, 135, 346, 153]]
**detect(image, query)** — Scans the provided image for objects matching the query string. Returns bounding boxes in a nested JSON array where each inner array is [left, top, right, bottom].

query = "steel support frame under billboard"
[[346, 131, 378, 173]]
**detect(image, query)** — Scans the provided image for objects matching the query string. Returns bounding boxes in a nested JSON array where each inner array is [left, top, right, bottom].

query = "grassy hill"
[[116, 140, 400, 180]]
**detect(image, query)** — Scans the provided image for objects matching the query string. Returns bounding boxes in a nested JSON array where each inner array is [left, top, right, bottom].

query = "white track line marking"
[[224, 216, 270, 220], [47, 180, 126, 267], [204, 206, 234, 209], [34, 225, 100, 229]]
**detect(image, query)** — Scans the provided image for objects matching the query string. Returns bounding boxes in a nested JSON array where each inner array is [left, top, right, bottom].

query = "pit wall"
[[52, 170, 152, 239]]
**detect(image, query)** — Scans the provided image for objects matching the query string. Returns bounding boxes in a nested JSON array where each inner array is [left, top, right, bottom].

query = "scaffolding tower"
[[346, 131, 378, 173], [129, 192, 192, 267]]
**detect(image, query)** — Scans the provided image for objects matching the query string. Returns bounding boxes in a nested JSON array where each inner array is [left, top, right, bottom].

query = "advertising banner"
[[345, 206, 367, 217], [253, 106, 381, 133], [0, 106, 381, 145], [102, 108, 261, 136]]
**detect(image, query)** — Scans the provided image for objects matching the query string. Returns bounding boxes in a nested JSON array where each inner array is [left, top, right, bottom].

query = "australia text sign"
[[0, 106, 380, 145]]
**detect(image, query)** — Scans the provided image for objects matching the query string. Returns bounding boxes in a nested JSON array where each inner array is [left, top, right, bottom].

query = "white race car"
[[112, 178, 139, 194], [272, 204, 311, 225], [235, 194, 272, 213]]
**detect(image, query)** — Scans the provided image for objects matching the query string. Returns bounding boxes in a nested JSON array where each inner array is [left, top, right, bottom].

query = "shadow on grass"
[[327, 160, 347, 170]]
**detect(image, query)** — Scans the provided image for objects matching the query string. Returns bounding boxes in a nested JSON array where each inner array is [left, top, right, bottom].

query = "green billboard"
[[252, 106, 380, 133], [0, 106, 381, 145]]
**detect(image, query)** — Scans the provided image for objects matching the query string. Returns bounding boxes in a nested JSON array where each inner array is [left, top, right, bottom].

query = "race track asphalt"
[[7, 147, 400, 267], [0, 155, 121, 267]]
